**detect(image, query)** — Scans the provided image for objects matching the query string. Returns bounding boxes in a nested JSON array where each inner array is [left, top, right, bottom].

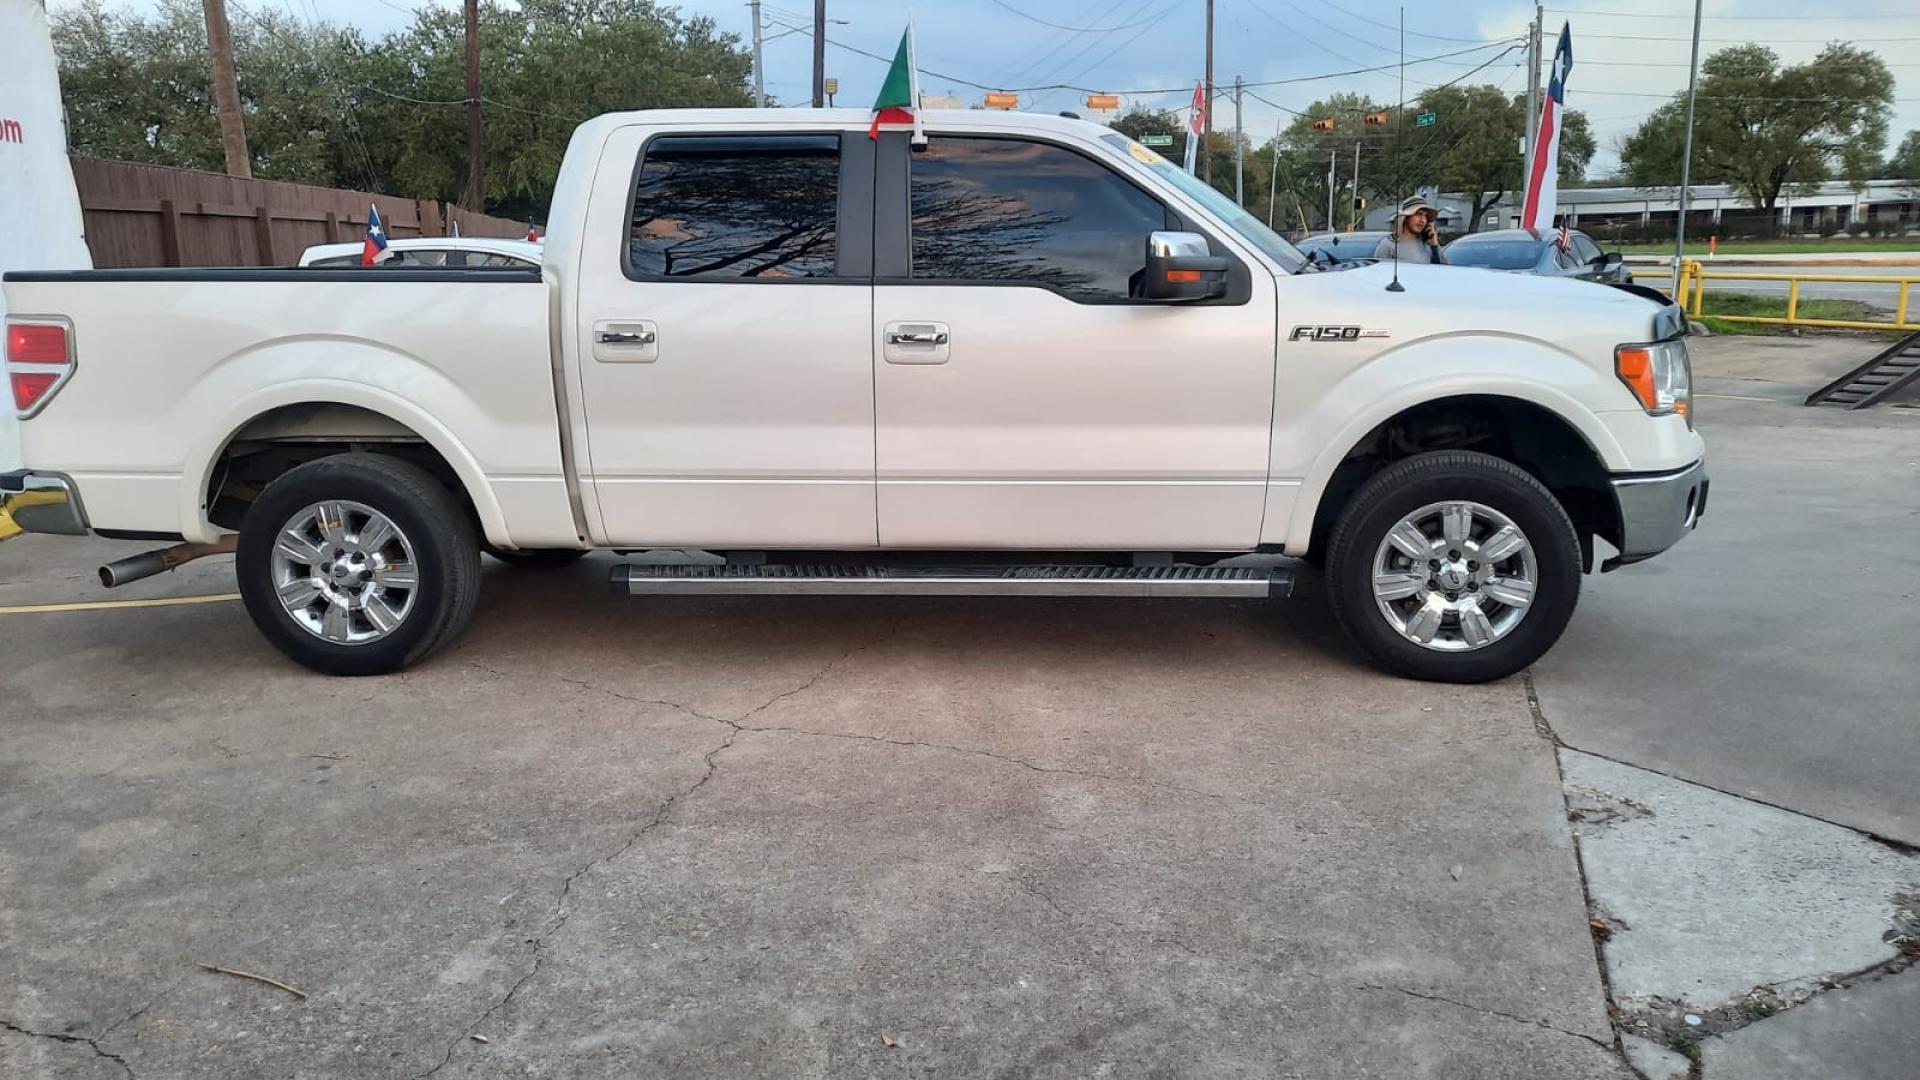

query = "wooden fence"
[[69, 157, 529, 268]]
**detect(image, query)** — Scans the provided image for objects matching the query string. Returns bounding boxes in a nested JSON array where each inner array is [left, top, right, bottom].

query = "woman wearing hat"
[[1374, 195, 1448, 264]]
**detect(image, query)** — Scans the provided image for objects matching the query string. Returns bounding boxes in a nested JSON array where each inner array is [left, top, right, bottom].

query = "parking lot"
[[3, 335, 1916, 1079]]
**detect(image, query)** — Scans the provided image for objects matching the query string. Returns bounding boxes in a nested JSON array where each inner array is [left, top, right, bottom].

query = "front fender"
[[179, 340, 508, 546], [1275, 333, 1630, 553]]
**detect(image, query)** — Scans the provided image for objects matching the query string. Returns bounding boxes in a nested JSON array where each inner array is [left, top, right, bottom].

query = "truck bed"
[[2, 267, 570, 546]]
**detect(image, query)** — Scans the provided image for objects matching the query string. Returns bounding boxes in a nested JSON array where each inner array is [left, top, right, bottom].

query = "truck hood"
[[1283, 260, 1672, 367]]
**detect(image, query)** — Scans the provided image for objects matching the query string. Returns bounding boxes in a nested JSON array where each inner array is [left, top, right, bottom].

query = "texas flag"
[[1183, 81, 1206, 175], [361, 203, 390, 266], [1521, 23, 1572, 232]]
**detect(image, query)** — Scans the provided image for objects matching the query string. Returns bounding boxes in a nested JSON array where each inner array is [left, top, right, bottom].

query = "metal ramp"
[[1805, 329, 1920, 409], [612, 562, 1293, 598]]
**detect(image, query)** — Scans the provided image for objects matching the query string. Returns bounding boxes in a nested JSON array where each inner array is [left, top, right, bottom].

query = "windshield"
[[1446, 240, 1543, 271], [1101, 134, 1306, 273]]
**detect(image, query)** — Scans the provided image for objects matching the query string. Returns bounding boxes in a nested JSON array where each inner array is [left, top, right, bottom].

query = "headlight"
[[1615, 338, 1692, 424]]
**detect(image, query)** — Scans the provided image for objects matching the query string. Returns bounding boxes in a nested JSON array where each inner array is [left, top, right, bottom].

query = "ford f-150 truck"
[[1, 109, 1706, 682]]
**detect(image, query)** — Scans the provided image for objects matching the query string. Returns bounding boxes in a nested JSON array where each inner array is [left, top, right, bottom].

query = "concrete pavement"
[[0, 536, 1626, 1079], [1532, 334, 1920, 844]]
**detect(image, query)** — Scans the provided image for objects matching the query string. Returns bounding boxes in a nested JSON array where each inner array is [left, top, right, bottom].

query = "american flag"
[[1556, 219, 1571, 251]]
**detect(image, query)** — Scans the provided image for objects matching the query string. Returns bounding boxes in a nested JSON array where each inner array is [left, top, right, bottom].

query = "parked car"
[[297, 237, 543, 269], [1296, 231, 1389, 266], [3, 109, 1704, 684], [1444, 228, 1630, 284]]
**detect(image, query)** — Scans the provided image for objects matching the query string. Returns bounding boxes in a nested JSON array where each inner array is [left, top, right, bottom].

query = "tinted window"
[[1446, 240, 1543, 270], [629, 135, 839, 279], [911, 137, 1169, 301], [1572, 234, 1602, 263], [391, 249, 450, 267], [1554, 242, 1583, 270]]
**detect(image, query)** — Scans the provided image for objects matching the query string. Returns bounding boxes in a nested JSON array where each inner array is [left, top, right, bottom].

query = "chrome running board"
[[610, 563, 1292, 598]]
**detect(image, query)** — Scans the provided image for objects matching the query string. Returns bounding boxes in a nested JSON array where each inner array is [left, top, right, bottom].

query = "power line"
[[1545, 5, 1920, 19], [1579, 32, 1920, 44], [984, 0, 1170, 34], [1317, 0, 1518, 44]]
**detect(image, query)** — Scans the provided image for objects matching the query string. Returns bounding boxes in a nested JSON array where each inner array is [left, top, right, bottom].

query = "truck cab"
[[3, 109, 1706, 682]]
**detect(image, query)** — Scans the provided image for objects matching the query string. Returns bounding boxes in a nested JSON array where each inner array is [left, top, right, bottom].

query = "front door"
[[575, 128, 876, 548], [871, 133, 1277, 550]]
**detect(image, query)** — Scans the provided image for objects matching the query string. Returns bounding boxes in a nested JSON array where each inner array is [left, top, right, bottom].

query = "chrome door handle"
[[596, 329, 656, 345], [887, 330, 948, 346]]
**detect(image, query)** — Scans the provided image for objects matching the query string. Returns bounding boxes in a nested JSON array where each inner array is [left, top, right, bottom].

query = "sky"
[[47, 0, 1920, 179]]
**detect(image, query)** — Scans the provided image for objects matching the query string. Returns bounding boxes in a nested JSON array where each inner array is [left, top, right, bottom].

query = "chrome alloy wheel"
[[269, 500, 418, 645], [1370, 500, 1537, 652]]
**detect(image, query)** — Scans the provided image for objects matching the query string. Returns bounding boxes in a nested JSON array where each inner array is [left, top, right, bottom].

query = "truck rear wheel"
[[1324, 451, 1580, 683], [236, 453, 481, 676]]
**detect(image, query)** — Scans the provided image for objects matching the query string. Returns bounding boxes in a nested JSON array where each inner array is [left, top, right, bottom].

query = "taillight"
[[6, 317, 75, 418]]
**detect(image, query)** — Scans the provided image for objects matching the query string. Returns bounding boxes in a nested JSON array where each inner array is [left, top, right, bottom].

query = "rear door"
[[869, 131, 1276, 550], [573, 127, 877, 547]]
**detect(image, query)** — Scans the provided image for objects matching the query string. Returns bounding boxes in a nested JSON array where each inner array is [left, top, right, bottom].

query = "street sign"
[[1416, 111, 1437, 127], [1085, 93, 1120, 111], [984, 92, 1019, 110], [1140, 134, 1174, 147]]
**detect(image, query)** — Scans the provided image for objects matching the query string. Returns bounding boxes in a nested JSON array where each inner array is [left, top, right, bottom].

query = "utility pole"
[[1521, 4, 1542, 217], [812, 0, 827, 108], [1233, 76, 1245, 205], [750, 0, 766, 108], [463, 0, 484, 211], [1202, 0, 1214, 184], [1352, 141, 1362, 230], [1268, 117, 1283, 227], [1672, 0, 1705, 295], [1327, 150, 1336, 231], [201, 0, 250, 178]]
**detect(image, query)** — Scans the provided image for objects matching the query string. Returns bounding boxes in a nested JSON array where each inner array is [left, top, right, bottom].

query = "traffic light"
[[1310, 117, 1335, 133], [1353, 196, 1367, 211], [1363, 111, 1391, 127]]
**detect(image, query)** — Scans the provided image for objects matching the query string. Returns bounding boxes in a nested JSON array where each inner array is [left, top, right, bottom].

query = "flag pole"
[[1671, 0, 1703, 298]]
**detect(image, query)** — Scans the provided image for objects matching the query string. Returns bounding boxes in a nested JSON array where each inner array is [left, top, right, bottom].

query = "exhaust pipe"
[[98, 536, 238, 588]]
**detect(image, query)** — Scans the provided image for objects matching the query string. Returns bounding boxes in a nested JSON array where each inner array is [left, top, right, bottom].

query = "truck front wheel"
[[236, 453, 482, 676], [1324, 451, 1581, 683]]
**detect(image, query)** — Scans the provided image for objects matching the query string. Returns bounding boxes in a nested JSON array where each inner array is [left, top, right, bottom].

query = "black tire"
[[1324, 450, 1581, 683], [237, 453, 482, 676], [483, 545, 586, 569]]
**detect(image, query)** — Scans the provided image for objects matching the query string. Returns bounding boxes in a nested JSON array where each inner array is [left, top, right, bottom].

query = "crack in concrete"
[[0, 1018, 134, 1079], [97, 977, 189, 1041], [1354, 983, 1617, 1052], [415, 646, 864, 1078]]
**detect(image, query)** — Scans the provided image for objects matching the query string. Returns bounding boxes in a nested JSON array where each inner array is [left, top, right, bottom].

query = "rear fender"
[[180, 340, 505, 545]]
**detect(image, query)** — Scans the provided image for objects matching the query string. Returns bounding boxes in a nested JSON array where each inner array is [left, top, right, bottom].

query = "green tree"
[[1618, 44, 1893, 208], [50, 0, 753, 218], [1881, 130, 1920, 180], [1370, 85, 1593, 233]]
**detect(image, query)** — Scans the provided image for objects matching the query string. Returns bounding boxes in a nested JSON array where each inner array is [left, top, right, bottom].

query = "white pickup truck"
[[2, 109, 1705, 682]]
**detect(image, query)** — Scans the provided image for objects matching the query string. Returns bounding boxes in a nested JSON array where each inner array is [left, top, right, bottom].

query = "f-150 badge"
[[1288, 325, 1392, 341]]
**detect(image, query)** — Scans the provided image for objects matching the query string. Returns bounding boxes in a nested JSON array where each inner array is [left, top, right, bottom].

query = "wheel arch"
[[186, 386, 508, 547], [1289, 393, 1623, 570]]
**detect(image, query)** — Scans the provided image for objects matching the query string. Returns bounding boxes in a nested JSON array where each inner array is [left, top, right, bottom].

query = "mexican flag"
[[869, 21, 923, 143]]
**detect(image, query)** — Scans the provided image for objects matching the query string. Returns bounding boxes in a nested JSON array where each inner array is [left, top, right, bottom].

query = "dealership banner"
[[1, 0, 92, 468]]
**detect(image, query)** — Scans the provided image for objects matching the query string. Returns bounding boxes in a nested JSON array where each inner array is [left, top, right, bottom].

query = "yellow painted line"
[[0, 593, 242, 615]]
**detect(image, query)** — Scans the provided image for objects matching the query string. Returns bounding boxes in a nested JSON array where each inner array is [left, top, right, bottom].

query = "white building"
[[1365, 179, 1919, 236]]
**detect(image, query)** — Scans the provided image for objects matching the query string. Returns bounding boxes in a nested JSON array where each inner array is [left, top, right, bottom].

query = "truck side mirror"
[[1144, 231, 1229, 301], [1600, 251, 1623, 268]]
